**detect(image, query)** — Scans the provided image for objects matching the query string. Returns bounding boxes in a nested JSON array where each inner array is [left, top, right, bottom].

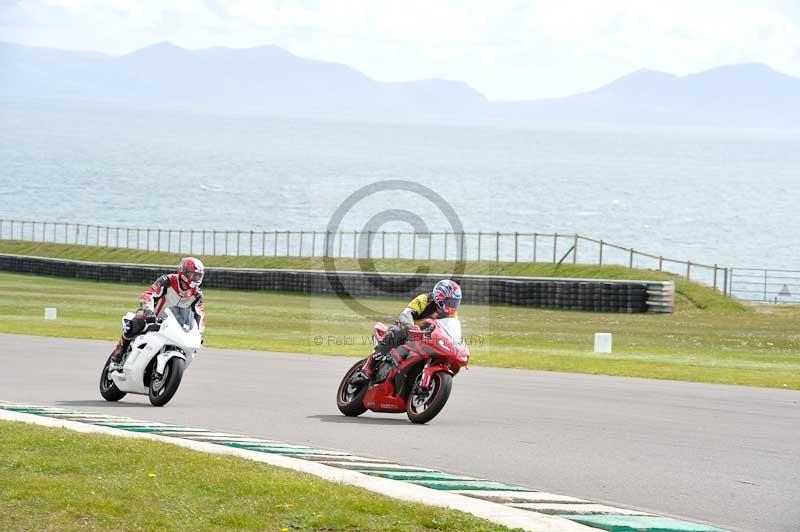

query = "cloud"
[[1, 0, 799, 100]]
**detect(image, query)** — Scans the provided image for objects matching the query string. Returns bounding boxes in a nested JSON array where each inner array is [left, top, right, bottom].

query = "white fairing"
[[110, 307, 201, 395]]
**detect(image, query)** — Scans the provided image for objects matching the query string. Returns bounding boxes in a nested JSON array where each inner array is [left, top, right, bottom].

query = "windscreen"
[[168, 306, 196, 331], [435, 317, 463, 347]]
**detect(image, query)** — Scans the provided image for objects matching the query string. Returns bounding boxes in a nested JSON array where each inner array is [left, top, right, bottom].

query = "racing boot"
[[350, 349, 380, 384], [108, 339, 130, 370], [109, 341, 124, 363]]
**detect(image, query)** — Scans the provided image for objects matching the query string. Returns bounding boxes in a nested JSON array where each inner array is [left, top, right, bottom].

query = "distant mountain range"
[[2, 40, 799, 128]]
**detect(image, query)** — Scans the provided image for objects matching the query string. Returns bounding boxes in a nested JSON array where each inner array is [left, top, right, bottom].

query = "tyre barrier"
[[0, 254, 675, 313]]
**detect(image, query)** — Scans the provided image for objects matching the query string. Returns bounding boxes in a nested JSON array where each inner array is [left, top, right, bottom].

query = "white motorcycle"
[[99, 306, 201, 406]]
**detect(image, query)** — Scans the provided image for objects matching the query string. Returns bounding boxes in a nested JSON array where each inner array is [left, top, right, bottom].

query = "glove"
[[142, 309, 157, 323]]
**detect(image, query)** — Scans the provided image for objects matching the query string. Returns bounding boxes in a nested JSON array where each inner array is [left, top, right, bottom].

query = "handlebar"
[[408, 323, 434, 342], [143, 320, 162, 332]]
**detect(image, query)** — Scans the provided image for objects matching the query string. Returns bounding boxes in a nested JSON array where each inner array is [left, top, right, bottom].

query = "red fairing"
[[355, 318, 470, 414]]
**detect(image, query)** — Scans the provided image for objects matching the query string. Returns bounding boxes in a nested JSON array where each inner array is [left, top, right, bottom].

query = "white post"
[[594, 333, 613, 353]]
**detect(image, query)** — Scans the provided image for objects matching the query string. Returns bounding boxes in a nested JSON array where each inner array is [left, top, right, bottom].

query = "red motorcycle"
[[336, 317, 470, 424]]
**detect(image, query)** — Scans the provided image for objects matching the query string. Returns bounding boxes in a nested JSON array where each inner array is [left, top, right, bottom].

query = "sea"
[[1, 100, 798, 270]]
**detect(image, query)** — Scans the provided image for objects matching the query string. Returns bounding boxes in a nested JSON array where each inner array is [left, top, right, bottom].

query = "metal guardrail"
[[0, 218, 755, 297], [728, 268, 800, 303]]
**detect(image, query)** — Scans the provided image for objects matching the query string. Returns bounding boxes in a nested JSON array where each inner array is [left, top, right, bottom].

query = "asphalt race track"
[[1, 334, 798, 532]]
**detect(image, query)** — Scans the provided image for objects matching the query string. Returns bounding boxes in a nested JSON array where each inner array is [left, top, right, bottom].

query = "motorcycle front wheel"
[[99, 354, 126, 401], [149, 357, 185, 407], [337, 358, 369, 416], [406, 371, 452, 424]]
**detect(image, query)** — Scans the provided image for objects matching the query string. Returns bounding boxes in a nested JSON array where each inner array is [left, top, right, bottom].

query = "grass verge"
[[1, 272, 798, 389], [0, 240, 741, 312], [0, 420, 511, 531]]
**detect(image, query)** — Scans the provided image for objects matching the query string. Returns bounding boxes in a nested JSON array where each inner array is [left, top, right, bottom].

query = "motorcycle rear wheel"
[[337, 358, 369, 416], [149, 357, 185, 407], [99, 354, 126, 401], [406, 371, 452, 424]]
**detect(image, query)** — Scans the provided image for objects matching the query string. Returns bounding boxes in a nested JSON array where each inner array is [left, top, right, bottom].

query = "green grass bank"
[[0, 240, 741, 312], [0, 421, 511, 531], [1, 268, 798, 389]]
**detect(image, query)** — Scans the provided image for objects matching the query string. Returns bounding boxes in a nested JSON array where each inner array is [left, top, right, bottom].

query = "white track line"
[[1, 408, 593, 532], [510, 503, 652, 516], [455, 491, 590, 503]]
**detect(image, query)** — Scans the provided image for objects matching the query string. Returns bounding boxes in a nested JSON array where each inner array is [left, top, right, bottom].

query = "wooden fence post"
[[495, 231, 500, 262], [513, 232, 518, 262], [552, 233, 558, 263], [629, 248, 634, 268], [713, 264, 718, 291], [599, 240, 604, 266], [573, 235, 578, 264], [687, 261, 692, 280], [723, 267, 729, 296]]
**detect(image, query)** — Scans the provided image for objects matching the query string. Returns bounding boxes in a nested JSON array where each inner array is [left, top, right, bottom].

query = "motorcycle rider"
[[355, 279, 462, 381], [108, 257, 206, 367]]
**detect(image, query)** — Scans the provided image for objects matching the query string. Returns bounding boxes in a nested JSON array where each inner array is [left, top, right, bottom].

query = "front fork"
[[420, 362, 454, 389]]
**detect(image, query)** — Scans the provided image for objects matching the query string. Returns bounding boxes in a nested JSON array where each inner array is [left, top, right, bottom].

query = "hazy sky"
[[2, 0, 799, 100]]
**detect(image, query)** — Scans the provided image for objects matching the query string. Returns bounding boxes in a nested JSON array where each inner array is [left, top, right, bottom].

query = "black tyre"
[[337, 358, 369, 417], [406, 371, 452, 424], [99, 355, 126, 401], [148, 356, 185, 407]]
